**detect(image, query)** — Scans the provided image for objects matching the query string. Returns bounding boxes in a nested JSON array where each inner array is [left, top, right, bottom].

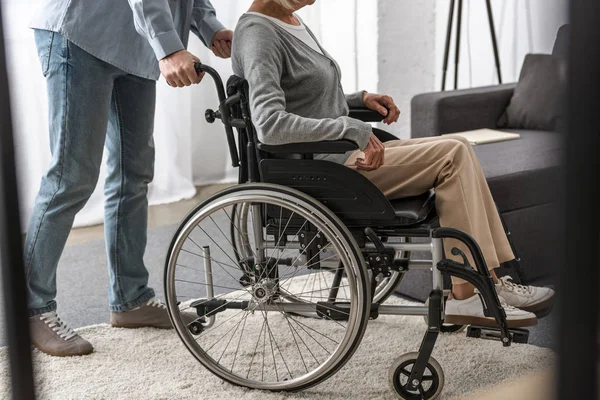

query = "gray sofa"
[[395, 29, 566, 302]]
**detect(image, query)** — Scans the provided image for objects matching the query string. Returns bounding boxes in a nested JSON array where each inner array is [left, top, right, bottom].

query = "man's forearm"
[[127, 0, 185, 60], [190, 0, 226, 47]]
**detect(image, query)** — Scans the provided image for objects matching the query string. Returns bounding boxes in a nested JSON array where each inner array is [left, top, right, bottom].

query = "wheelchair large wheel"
[[164, 183, 370, 392]]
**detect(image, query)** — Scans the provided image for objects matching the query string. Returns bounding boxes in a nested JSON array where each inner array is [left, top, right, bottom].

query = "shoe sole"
[[444, 314, 538, 328], [518, 296, 554, 313], [31, 342, 93, 357]]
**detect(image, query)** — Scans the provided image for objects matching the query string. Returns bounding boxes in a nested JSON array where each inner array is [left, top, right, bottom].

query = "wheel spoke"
[[180, 248, 241, 272], [271, 297, 321, 371], [220, 208, 259, 262], [174, 277, 248, 293], [217, 312, 248, 364], [263, 217, 307, 281], [245, 319, 265, 379], [231, 312, 249, 373], [165, 190, 367, 390], [201, 309, 248, 351]]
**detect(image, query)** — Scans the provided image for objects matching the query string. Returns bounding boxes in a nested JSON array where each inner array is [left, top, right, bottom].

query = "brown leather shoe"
[[29, 312, 93, 357], [110, 298, 198, 329]]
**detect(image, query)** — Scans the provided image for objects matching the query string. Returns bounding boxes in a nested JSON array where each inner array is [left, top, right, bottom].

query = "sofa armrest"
[[411, 83, 517, 138], [257, 139, 358, 155]]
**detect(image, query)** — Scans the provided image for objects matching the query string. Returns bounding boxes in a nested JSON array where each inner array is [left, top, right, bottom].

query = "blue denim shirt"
[[29, 0, 225, 80]]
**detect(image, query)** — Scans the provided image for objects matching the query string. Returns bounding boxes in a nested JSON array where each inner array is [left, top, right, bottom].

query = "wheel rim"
[[231, 202, 252, 266], [393, 360, 440, 399], [165, 187, 368, 391]]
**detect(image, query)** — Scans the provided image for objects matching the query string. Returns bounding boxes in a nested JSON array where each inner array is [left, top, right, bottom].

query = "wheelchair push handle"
[[194, 62, 240, 168]]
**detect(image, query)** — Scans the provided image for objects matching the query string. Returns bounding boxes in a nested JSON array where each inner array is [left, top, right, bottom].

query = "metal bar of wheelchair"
[[432, 227, 511, 346], [262, 239, 433, 254], [193, 299, 429, 316], [194, 62, 241, 168]]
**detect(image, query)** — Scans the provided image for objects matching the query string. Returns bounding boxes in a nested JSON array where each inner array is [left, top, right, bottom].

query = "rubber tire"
[[164, 183, 372, 392], [388, 352, 445, 400]]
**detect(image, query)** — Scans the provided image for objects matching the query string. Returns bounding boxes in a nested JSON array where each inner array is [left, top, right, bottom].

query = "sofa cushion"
[[497, 54, 567, 131], [473, 130, 564, 212]]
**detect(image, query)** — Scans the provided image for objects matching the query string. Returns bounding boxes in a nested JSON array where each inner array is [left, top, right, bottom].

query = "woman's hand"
[[159, 50, 204, 88], [356, 133, 385, 171], [211, 29, 233, 59], [362, 92, 401, 125]]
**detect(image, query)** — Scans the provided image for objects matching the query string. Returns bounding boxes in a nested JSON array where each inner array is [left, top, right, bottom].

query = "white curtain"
[[3, 0, 376, 229]]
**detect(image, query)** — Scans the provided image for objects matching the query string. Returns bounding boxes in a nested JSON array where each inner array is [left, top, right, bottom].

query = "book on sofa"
[[443, 128, 521, 145]]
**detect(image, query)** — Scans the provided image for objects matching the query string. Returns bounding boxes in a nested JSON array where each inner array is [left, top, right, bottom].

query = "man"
[[25, 0, 232, 357]]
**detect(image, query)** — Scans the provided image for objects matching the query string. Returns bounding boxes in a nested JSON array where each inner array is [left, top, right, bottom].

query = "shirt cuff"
[[346, 91, 367, 108], [197, 15, 226, 47], [149, 30, 185, 60], [347, 119, 372, 151]]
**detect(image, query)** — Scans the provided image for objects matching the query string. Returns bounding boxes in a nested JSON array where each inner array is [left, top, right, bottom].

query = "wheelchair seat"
[[390, 190, 436, 225]]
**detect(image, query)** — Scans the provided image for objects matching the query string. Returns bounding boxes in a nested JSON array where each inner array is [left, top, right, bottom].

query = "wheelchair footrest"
[[466, 325, 529, 344]]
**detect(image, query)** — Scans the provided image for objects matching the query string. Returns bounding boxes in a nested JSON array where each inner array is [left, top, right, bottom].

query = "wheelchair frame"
[[163, 63, 522, 399]]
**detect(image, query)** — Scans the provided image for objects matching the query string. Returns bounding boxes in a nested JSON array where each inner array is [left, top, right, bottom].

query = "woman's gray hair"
[[264, 0, 301, 10]]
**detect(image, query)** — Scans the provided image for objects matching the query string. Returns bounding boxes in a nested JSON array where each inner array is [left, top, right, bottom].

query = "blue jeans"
[[25, 30, 157, 315]]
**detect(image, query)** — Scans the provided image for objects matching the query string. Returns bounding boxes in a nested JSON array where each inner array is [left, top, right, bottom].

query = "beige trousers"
[[344, 135, 514, 284]]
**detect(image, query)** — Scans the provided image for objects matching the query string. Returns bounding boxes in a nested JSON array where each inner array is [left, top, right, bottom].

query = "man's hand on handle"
[[356, 133, 385, 171], [159, 29, 233, 88], [211, 29, 233, 59], [159, 50, 205, 88]]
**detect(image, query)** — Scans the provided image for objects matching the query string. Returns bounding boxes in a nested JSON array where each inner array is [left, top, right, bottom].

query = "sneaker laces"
[[39, 311, 77, 341], [498, 275, 533, 295], [498, 296, 519, 311], [146, 298, 167, 309]]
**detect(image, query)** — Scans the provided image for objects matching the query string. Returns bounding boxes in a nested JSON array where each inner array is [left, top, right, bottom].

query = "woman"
[[232, 0, 554, 328]]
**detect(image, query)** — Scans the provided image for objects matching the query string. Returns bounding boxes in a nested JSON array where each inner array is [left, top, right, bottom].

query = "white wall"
[[434, 0, 569, 90], [377, 0, 438, 139], [312, 0, 379, 94], [377, 0, 569, 139]]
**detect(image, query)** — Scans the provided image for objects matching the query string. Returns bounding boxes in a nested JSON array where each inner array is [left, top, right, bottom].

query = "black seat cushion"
[[390, 190, 436, 225]]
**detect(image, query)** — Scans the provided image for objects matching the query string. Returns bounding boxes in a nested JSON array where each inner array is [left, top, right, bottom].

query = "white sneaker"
[[445, 292, 537, 328], [496, 276, 555, 313]]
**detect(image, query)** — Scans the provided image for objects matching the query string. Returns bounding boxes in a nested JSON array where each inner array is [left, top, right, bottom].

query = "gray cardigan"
[[232, 14, 372, 164]]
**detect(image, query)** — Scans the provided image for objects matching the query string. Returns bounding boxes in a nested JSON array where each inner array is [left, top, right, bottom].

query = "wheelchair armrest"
[[349, 107, 385, 122], [257, 140, 358, 154]]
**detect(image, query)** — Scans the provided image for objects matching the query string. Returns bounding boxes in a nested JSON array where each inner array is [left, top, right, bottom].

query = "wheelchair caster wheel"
[[188, 321, 204, 336], [389, 352, 444, 400], [423, 299, 466, 333]]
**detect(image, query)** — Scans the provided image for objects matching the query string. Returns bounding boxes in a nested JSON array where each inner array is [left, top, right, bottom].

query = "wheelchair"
[[164, 63, 526, 399]]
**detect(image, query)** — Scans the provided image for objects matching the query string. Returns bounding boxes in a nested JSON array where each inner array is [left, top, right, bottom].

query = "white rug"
[[0, 271, 555, 399], [0, 315, 554, 399]]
